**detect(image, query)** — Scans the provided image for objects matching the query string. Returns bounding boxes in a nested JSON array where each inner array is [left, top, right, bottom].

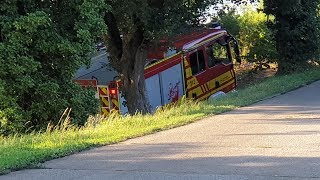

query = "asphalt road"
[[2, 81, 320, 180]]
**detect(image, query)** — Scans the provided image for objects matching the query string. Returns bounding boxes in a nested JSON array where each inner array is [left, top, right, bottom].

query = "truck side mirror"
[[226, 35, 241, 64], [233, 40, 241, 64]]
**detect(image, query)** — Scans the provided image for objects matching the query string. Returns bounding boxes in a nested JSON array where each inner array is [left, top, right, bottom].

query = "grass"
[[1, 67, 320, 175]]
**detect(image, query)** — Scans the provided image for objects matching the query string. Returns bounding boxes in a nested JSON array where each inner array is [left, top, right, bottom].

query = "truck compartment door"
[[160, 63, 185, 105], [146, 74, 162, 112]]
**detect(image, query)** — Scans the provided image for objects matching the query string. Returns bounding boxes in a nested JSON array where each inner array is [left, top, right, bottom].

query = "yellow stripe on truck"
[[185, 68, 193, 79], [207, 71, 233, 90], [186, 70, 235, 99], [186, 77, 200, 90], [198, 79, 235, 101], [187, 86, 204, 98]]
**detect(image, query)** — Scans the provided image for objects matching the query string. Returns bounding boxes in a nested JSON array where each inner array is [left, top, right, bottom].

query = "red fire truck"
[[74, 27, 241, 115]]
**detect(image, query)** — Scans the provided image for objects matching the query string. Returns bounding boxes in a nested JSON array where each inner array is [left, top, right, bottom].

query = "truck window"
[[206, 45, 215, 68], [190, 50, 205, 75], [213, 44, 230, 64], [206, 42, 231, 67]]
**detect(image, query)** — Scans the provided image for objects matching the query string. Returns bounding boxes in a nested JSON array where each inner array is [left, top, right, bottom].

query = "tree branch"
[[17, 0, 27, 15], [130, 14, 145, 49], [0, 27, 3, 43], [148, 0, 164, 8], [104, 11, 123, 68]]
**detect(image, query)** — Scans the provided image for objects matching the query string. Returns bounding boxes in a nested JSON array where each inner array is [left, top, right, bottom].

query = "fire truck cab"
[[75, 27, 241, 115]]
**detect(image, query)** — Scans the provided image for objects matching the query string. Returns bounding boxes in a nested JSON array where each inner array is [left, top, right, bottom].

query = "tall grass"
[[1, 68, 320, 174]]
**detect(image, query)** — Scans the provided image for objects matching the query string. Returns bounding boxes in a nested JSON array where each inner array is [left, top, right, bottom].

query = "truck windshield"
[[206, 42, 230, 67]]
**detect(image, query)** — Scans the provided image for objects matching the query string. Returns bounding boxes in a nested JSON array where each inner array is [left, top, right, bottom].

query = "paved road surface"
[[2, 81, 320, 180]]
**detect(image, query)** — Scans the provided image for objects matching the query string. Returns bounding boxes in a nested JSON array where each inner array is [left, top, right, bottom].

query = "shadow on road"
[[41, 142, 320, 179]]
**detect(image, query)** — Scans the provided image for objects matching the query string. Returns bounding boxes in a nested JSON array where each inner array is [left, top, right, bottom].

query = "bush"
[[218, 7, 278, 67], [0, 1, 106, 135], [264, 0, 320, 73]]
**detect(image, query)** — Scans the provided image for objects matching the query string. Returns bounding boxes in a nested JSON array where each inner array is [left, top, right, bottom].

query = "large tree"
[[103, 0, 214, 115], [103, 0, 254, 115], [264, 0, 320, 74], [0, 0, 105, 135]]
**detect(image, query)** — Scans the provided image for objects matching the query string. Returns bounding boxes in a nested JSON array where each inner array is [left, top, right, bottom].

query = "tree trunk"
[[104, 12, 151, 115], [120, 44, 150, 115]]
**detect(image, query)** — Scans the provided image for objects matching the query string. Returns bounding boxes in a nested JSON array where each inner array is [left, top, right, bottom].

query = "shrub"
[[0, 1, 105, 135]]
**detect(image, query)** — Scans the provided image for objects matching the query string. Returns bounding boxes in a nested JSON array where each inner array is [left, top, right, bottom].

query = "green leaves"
[[264, 0, 320, 73], [13, 11, 50, 33], [0, 0, 104, 135]]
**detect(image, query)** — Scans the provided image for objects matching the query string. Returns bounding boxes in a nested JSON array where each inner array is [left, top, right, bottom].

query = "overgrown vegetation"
[[1, 0, 320, 138], [1, 67, 320, 174], [0, 0, 106, 135], [217, 5, 277, 70], [0, 0, 259, 135], [264, 0, 320, 73], [217, 0, 320, 73]]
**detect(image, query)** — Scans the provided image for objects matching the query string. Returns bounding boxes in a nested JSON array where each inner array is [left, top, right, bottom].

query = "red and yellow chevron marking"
[[99, 87, 109, 96], [101, 107, 110, 116], [97, 86, 112, 116], [100, 96, 110, 108], [111, 98, 120, 110]]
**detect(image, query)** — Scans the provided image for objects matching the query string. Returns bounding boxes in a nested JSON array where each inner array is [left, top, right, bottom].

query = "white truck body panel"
[[119, 92, 128, 115], [145, 74, 163, 112], [159, 63, 184, 105], [145, 63, 184, 113]]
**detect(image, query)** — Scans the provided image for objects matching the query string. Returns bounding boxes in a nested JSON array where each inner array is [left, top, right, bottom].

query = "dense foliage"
[[238, 9, 277, 64], [2, 0, 319, 135], [0, 0, 257, 135], [0, 0, 106, 135], [218, 7, 277, 68], [264, 0, 320, 73], [218, 0, 320, 72]]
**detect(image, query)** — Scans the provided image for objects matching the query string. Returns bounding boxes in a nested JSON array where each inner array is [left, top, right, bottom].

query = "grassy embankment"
[[1, 68, 320, 174]]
